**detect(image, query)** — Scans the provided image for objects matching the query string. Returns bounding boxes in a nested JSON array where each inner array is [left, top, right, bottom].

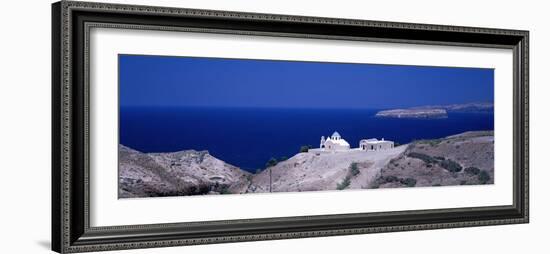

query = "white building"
[[359, 138, 394, 151], [310, 131, 394, 154], [320, 131, 351, 151]]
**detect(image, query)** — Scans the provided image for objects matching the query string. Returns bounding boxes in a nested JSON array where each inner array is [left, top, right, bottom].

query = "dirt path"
[[348, 145, 408, 189], [249, 145, 408, 193]]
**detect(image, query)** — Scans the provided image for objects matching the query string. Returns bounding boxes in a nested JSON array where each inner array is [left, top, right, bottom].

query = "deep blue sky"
[[119, 54, 494, 109]]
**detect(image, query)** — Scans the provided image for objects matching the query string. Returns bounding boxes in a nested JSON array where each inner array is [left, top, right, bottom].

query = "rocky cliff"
[[375, 102, 493, 119], [369, 131, 494, 188], [119, 145, 251, 198], [416, 102, 494, 113], [375, 108, 448, 119]]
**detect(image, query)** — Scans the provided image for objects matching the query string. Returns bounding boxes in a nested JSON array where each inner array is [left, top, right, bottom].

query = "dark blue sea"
[[120, 107, 494, 172]]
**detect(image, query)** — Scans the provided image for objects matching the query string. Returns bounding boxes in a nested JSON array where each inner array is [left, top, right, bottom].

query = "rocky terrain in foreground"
[[247, 146, 407, 193], [369, 131, 494, 188], [119, 131, 494, 197], [119, 145, 251, 198]]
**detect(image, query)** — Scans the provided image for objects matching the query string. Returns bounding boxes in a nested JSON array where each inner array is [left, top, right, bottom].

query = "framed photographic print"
[[52, 1, 529, 253]]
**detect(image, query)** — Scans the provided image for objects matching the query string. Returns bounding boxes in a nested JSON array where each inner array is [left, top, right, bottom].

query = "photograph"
[[118, 55, 495, 198], [44, 1, 533, 253]]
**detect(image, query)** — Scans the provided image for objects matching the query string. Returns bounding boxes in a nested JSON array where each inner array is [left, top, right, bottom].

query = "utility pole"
[[269, 168, 272, 193]]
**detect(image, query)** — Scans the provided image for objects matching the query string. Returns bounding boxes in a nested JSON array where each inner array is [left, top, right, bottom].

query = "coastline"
[[119, 130, 494, 198], [120, 107, 494, 171]]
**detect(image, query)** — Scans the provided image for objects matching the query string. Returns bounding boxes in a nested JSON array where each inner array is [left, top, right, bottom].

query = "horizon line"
[[119, 101, 494, 111]]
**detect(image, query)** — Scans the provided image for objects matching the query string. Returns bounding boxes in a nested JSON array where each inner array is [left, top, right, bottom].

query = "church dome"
[[331, 131, 341, 138]]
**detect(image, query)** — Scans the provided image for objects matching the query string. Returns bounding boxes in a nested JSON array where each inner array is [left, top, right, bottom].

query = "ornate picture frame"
[[52, 1, 529, 253]]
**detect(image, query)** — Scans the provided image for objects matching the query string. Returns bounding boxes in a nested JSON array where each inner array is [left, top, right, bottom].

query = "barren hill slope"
[[119, 130, 494, 197], [247, 145, 407, 193], [369, 131, 494, 188], [119, 145, 251, 198]]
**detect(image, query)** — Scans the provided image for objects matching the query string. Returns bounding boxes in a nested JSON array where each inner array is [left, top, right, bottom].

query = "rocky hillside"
[[369, 131, 494, 188], [119, 145, 251, 198], [247, 146, 407, 193], [119, 130, 494, 197]]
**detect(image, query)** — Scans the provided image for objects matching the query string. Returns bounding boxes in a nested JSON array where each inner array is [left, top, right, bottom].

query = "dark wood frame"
[[52, 1, 529, 253]]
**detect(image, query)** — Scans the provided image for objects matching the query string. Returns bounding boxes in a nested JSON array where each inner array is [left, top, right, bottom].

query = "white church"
[[310, 131, 394, 153], [320, 131, 350, 151]]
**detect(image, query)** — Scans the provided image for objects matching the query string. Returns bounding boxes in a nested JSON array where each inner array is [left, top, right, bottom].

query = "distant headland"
[[375, 102, 493, 119]]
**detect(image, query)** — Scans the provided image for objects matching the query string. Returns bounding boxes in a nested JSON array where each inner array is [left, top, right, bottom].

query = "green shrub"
[[407, 152, 436, 164], [432, 183, 442, 186], [279, 156, 288, 162], [428, 140, 440, 146], [400, 178, 417, 187], [384, 175, 399, 182], [337, 176, 351, 190], [434, 156, 445, 160], [350, 162, 360, 176], [265, 157, 278, 168], [464, 167, 481, 175], [439, 159, 463, 172], [219, 186, 231, 194], [370, 182, 380, 189], [299, 145, 313, 153], [478, 170, 491, 184], [183, 184, 211, 196], [417, 139, 441, 146]]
